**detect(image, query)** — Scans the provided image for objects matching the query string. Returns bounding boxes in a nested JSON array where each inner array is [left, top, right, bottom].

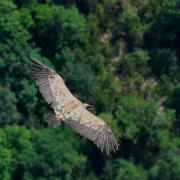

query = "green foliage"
[[115, 94, 156, 139], [117, 3, 145, 46], [103, 159, 147, 180], [145, 0, 180, 79], [0, 87, 20, 125], [32, 127, 86, 179], [61, 61, 100, 103], [118, 48, 149, 77], [149, 136, 180, 180], [0, 146, 12, 180], [95, 73, 121, 112], [167, 85, 180, 117], [150, 48, 178, 76], [0, 125, 38, 179], [0, 0, 179, 179], [115, 159, 147, 180], [115, 93, 175, 139], [30, 4, 87, 61], [18, 79, 38, 112], [0, 125, 86, 179]]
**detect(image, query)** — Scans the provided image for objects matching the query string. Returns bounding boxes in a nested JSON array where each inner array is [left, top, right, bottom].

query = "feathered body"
[[30, 59, 118, 155]]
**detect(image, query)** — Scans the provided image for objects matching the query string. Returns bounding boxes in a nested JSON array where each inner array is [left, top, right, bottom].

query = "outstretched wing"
[[64, 106, 118, 155], [30, 58, 81, 112], [30, 58, 118, 154]]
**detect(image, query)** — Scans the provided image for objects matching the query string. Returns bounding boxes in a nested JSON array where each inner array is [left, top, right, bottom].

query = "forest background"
[[0, 0, 179, 179]]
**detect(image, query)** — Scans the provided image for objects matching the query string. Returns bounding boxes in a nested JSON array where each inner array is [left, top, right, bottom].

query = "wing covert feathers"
[[65, 107, 118, 155], [30, 58, 118, 155], [30, 58, 77, 111]]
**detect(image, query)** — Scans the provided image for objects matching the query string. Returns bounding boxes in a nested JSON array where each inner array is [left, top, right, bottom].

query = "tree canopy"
[[0, 0, 179, 179]]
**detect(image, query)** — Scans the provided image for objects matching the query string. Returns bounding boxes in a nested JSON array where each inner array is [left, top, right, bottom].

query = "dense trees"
[[0, 125, 86, 179], [0, 0, 179, 179]]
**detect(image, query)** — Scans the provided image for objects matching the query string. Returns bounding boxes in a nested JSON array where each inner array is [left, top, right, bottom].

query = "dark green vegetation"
[[0, 0, 179, 179]]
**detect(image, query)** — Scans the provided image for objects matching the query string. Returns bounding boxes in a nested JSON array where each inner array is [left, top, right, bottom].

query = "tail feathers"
[[43, 113, 61, 128]]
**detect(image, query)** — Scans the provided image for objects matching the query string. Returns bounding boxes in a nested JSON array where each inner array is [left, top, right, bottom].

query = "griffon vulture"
[[30, 59, 118, 155]]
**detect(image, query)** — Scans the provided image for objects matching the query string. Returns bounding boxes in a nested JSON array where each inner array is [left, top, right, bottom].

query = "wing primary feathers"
[[109, 136, 115, 152], [67, 116, 119, 155], [101, 131, 106, 153], [30, 58, 48, 69], [30, 58, 58, 107]]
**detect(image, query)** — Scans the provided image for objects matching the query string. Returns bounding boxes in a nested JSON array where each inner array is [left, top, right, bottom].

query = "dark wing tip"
[[99, 127, 118, 155], [29, 58, 58, 106], [29, 58, 54, 80], [29, 58, 56, 75], [29, 58, 46, 69]]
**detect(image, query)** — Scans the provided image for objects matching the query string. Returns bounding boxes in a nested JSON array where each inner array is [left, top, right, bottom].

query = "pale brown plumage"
[[30, 58, 118, 155]]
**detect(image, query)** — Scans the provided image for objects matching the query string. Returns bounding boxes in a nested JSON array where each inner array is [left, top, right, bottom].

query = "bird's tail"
[[43, 113, 61, 128]]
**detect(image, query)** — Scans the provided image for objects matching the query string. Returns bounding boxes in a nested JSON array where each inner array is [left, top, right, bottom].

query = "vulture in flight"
[[30, 58, 118, 155]]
